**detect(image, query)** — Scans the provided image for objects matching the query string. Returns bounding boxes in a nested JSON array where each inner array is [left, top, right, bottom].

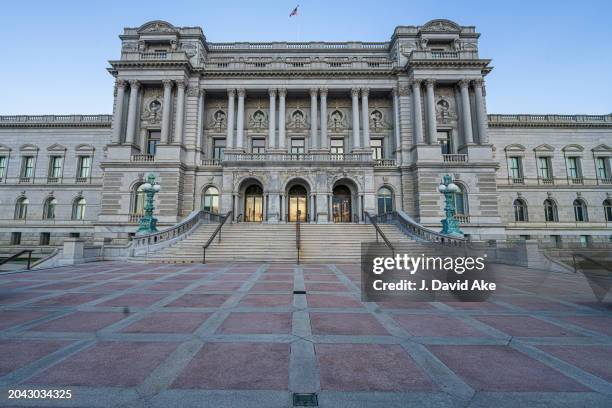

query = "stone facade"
[[0, 19, 610, 248]]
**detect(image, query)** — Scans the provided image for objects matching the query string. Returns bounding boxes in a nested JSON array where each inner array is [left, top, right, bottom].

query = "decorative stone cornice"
[[0, 115, 113, 128], [488, 114, 612, 129]]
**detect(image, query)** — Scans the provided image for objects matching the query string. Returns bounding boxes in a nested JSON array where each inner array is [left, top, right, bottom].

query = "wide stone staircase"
[[142, 222, 436, 264]]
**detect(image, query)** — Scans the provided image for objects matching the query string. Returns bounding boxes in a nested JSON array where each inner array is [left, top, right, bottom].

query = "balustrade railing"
[[373, 211, 467, 246], [128, 214, 144, 223], [201, 159, 222, 167], [454, 214, 470, 224], [442, 154, 468, 163], [223, 152, 373, 163], [131, 154, 155, 162], [374, 159, 397, 167], [132, 210, 222, 253], [409, 50, 479, 60]]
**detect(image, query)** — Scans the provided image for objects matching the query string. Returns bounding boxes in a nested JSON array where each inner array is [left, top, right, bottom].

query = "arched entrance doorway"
[[244, 184, 264, 222], [288, 184, 308, 222], [332, 185, 352, 223]]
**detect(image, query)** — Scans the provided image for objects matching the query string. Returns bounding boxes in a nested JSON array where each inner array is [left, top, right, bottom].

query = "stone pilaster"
[[112, 79, 127, 144], [425, 79, 437, 144], [351, 88, 361, 149], [173, 80, 186, 145], [125, 80, 140, 145], [161, 79, 173, 144]]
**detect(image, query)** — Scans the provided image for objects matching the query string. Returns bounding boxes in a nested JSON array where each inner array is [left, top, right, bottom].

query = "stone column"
[[174, 80, 186, 145], [351, 88, 361, 149], [268, 88, 277, 149], [459, 79, 474, 144], [310, 88, 318, 149], [320, 88, 328, 149], [278, 88, 286, 150], [112, 79, 127, 144], [392, 87, 402, 165], [125, 80, 140, 145], [472, 79, 488, 144], [160, 79, 173, 144], [361, 88, 370, 148], [411, 80, 424, 144], [197, 89, 205, 152], [236, 88, 246, 149], [227, 89, 236, 148], [425, 79, 437, 144]]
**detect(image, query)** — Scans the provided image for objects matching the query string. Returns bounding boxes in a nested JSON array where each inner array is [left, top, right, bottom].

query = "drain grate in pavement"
[[293, 290, 306, 294], [293, 393, 318, 406]]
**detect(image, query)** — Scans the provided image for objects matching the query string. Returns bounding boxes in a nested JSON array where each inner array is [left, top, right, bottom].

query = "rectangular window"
[[330, 139, 344, 156], [580, 235, 590, 247], [147, 130, 161, 155], [291, 138, 305, 155], [10, 232, 21, 245], [0, 156, 7, 179], [371, 139, 383, 160], [78, 156, 91, 178], [39, 232, 51, 246], [596, 157, 609, 179], [213, 139, 226, 160], [509, 157, 522, 179], [538, 157, 552, 179], [251, 138, 265, 154], [49, 156, 63, 178], [550, 235, 562, 248], [437, 131, 451, 154], [566, 157, 580, 179], [21, 156, 35, 178]]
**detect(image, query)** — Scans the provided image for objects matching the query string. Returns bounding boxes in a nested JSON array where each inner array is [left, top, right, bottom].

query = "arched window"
[[132, 184, 146, 215], [15, 197, 29, 220], [43, 197, 57, 220], [544, 199, 558, 222], [72, 197, 86, 220], [377, 187, 393, 215], [573, 199, 588, 222], [454, 184, 468, 215], [202, 186, 220, 214], [604, 199, 612, 222], [513, 199, 528, 222]]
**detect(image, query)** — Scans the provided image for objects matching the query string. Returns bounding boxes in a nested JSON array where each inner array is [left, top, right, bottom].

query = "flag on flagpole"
[[289, 5, 299, 17]]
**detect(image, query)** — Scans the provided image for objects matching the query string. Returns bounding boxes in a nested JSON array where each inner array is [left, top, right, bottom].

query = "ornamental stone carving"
[[328, 110, 346, 132], [421, 19, 461, 32], [248, 110, 268, 129], [140, 93, 163, 125], [398, 85, 411, 96], [369, 109, 389, 132], [209, 110, 227, 130], [186, 86, 199, 97], [288, 110, 307, 129], [436, 97, 456, 124]]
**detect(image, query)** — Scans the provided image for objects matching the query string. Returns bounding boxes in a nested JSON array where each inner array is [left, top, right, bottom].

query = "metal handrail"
[[0, 249, 33, 270], [372, 210, 467, 246], [202, 211, 233, 264], [572, 253, 612, 274], [364, 212, 395, 256], [296, 210, 301, 264]]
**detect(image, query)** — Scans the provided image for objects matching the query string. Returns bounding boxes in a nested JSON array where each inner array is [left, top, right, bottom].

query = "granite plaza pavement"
[[0, 261, 611, 408]]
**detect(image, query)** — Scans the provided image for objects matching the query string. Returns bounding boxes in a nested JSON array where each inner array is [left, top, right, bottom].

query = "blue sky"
[[0, 0, 610, 115]]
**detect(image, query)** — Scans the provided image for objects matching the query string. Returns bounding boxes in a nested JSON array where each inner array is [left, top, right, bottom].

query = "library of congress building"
[[0, 19, 611, 252]]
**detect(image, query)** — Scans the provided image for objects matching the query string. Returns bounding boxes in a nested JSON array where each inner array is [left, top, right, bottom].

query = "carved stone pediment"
[[420, 19, 461, 33], [137, 20, 177, 34]]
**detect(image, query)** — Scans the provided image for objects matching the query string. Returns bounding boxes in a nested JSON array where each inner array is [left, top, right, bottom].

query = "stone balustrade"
[[409, 50, 480, 60], [207, 41, 389, 51], [488, 114, 612, 127], [0, 115, 112, 127], [223, 152, 374, 164]]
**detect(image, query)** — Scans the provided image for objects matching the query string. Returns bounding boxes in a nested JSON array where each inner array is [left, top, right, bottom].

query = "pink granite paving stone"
[[310, 312, 389, 335], [0, 292, 48, 305], [0, 339, 72, 376], [144, 282, 193, 291], [121, 312, 211, 333], [97, 293, 167, 308], [28, 311, 127, 332], [238, 294, 293, 307], [195, 281, 244, 291], [494, 295, 578, 311], [216, 312, 292, 334], [475, 315, 581, 337], [172, 342, 289, 390], [393, 314, 489, 337], [428, 345, 588, 391], [257, 273, 294, 282], [537, 345, 612, 382], [250, 282, 294, 292], [303, 273, 341, 282], [26, 341, 178, 387], [441, 301, 509, 311], [165, 293, 230, 308], [85, 282, 139, 292], [33, 281, 91, 291], [556, 315, 612, 336], [0, 310, 52, 331], [306, 294, 363, 308], [305, 282, 349, 292], [171, 273, 210, 280], [316, 344, 436, 391], [31, 293, 102, 307], [375, 299, 436, 310]]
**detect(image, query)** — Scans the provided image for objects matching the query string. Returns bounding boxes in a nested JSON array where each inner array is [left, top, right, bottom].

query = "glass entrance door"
[[332, 185, 352, 223], [244, 185, 263, 222], [288, 185, 307, 222]]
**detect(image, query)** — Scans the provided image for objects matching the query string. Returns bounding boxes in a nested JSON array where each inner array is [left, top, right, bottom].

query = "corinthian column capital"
[[228, 88, 236, 97], [350, 87, 360, 97], [116, 79, 127, 88], [319, 87, 328, 97], [268, 88, 277, 97], [175, 80, 186, 89], [410, 79, 422, 88], [237, 88, 246, 97], [309, 88, 318, 97], [162, 79, 173, 88], [129, 80, 140, 89], [458, 79, 470, 88], [472, 78, 484, 88], [361, 87, 369, 97], [424, 79, 436, 87]]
